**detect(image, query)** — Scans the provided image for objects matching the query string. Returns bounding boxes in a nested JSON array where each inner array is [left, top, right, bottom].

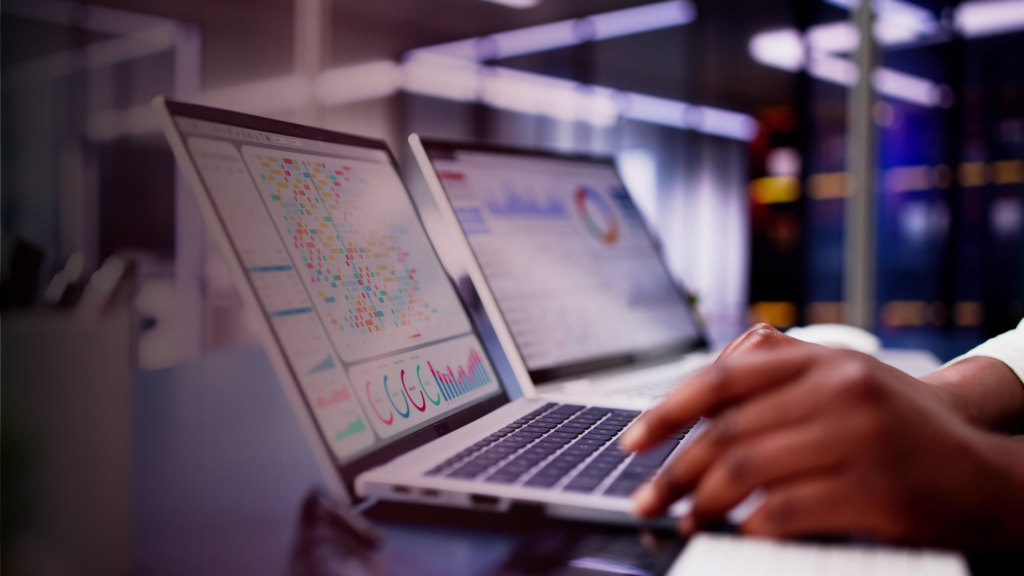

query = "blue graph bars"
[[427, 349, 492, 401], [486, 185, 567, 218]]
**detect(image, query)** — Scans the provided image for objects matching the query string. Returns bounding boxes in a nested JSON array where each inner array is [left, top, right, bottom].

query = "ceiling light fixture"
[[480, 0, 544, 9], [410, 1, 697, 62], [955, 0, 1024, 38]]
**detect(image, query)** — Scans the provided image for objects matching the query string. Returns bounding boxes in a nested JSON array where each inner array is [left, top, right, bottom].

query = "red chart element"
[[401, 369, 427, 412], [574, 186, 620, 245], [366, 379, 394, 425]]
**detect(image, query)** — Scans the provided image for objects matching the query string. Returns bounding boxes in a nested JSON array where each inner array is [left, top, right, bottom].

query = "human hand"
[[620, 341, 1024, 549], [715, 323, 808, 360]]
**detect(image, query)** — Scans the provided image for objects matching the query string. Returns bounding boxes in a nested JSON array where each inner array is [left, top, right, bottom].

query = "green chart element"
[[418, 365, 442, 406], [336, 417, 366, 440]]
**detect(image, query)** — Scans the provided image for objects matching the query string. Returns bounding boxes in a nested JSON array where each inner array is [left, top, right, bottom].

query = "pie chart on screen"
[[574, 186, 620, 245]]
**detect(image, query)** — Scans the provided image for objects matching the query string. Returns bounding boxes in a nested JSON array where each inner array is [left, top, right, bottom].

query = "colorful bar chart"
[[349, 335, 501, 439], [427, 348, 492, 401]]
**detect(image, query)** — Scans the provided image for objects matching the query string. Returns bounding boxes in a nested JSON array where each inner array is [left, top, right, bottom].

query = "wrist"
[[919, 371, 974, 422], [921, 357, 1024, 431], [974, 433, 1024, 549]]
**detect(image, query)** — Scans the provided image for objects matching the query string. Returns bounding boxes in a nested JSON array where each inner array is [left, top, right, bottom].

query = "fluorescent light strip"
[[587, 0, 697, 40], [807, 53, 859, 86], [480, 0, 543, 9], [803, 19, 934, 54], [749, 28, 806, 71], [87, 1, 755, 142], [403, 54, 481, 102], [699, 106, 761, 141], [400, 56, 756, 139], [825, 0, 1024, 41], [872, 66, 942, 106], [623, 92, 690, 127], [751, 28, 946, 107], [89, 58, 757, 142], [824, 0, 937, 32], [412, 0, 696, 62], [488, 20, 582, 60], [819, 0, 939, 50], [955, 0, 1024, 38]]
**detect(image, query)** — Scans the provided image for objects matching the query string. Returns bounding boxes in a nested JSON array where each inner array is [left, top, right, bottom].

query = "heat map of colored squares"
[[250, 153, 434, 337]]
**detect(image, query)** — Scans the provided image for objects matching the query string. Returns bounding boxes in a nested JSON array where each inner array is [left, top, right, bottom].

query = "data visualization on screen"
[[350, 335, 496, 438], [428, 150, 701, 374], [242, 146, 472, 362], [176, 119, 501, 465]]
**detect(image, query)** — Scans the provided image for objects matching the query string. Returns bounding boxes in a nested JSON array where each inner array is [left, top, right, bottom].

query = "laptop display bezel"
[[160, 101, 510, 499], [417, 138, 710, 385]]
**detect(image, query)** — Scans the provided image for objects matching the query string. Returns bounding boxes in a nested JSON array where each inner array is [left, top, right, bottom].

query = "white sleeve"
[[943, 318, 1024, 386]]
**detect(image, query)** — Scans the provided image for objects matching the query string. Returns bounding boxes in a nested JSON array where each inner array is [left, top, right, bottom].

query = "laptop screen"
[[169, 114, 504, 467], [422, 142, 704, 382]]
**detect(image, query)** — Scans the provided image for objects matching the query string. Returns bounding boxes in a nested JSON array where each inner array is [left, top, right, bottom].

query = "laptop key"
[[524, 474, 562, 488], [448, 466, 487, 479], [564, 475, 605, 493], [485, 472, 521, 484], [602, 439, 682, 497], [604, 481, 640, 497], [604, 419, 634, 427]]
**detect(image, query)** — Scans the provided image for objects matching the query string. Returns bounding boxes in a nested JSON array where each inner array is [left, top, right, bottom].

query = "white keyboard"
[[668, 534, 970, 576]]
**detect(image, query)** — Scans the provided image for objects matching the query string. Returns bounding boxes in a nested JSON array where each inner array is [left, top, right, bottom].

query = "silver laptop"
[[154, 98, 701, 524], [410, 137, 716, 410]]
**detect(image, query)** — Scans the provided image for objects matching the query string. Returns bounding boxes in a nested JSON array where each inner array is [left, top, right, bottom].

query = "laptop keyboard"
[[425, 403, 693, 497]]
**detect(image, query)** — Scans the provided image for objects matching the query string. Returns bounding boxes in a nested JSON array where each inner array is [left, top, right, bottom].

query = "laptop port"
[[470, 494, 500, 509], [392, 485, 411, 494], [422, 489, 440, 497]]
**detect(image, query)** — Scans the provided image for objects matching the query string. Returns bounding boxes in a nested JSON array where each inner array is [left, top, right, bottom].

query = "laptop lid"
[[154, 99, 510, 501], [412, 137, 708, 388]]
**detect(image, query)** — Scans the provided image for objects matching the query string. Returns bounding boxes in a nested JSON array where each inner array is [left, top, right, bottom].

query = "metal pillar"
[[843, 1, 878, 328], [295, 0, 329, 126], [174, 24, 205, 361]]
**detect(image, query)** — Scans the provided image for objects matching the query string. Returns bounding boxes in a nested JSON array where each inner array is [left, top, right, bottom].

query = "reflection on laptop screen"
[[426, 147, 701, 376], [173, 117, 502, 465]]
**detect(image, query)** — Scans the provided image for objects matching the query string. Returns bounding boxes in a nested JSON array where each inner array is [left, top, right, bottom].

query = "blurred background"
[[5, 0, 1024, 366], [2, 0, 1023, 574]]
